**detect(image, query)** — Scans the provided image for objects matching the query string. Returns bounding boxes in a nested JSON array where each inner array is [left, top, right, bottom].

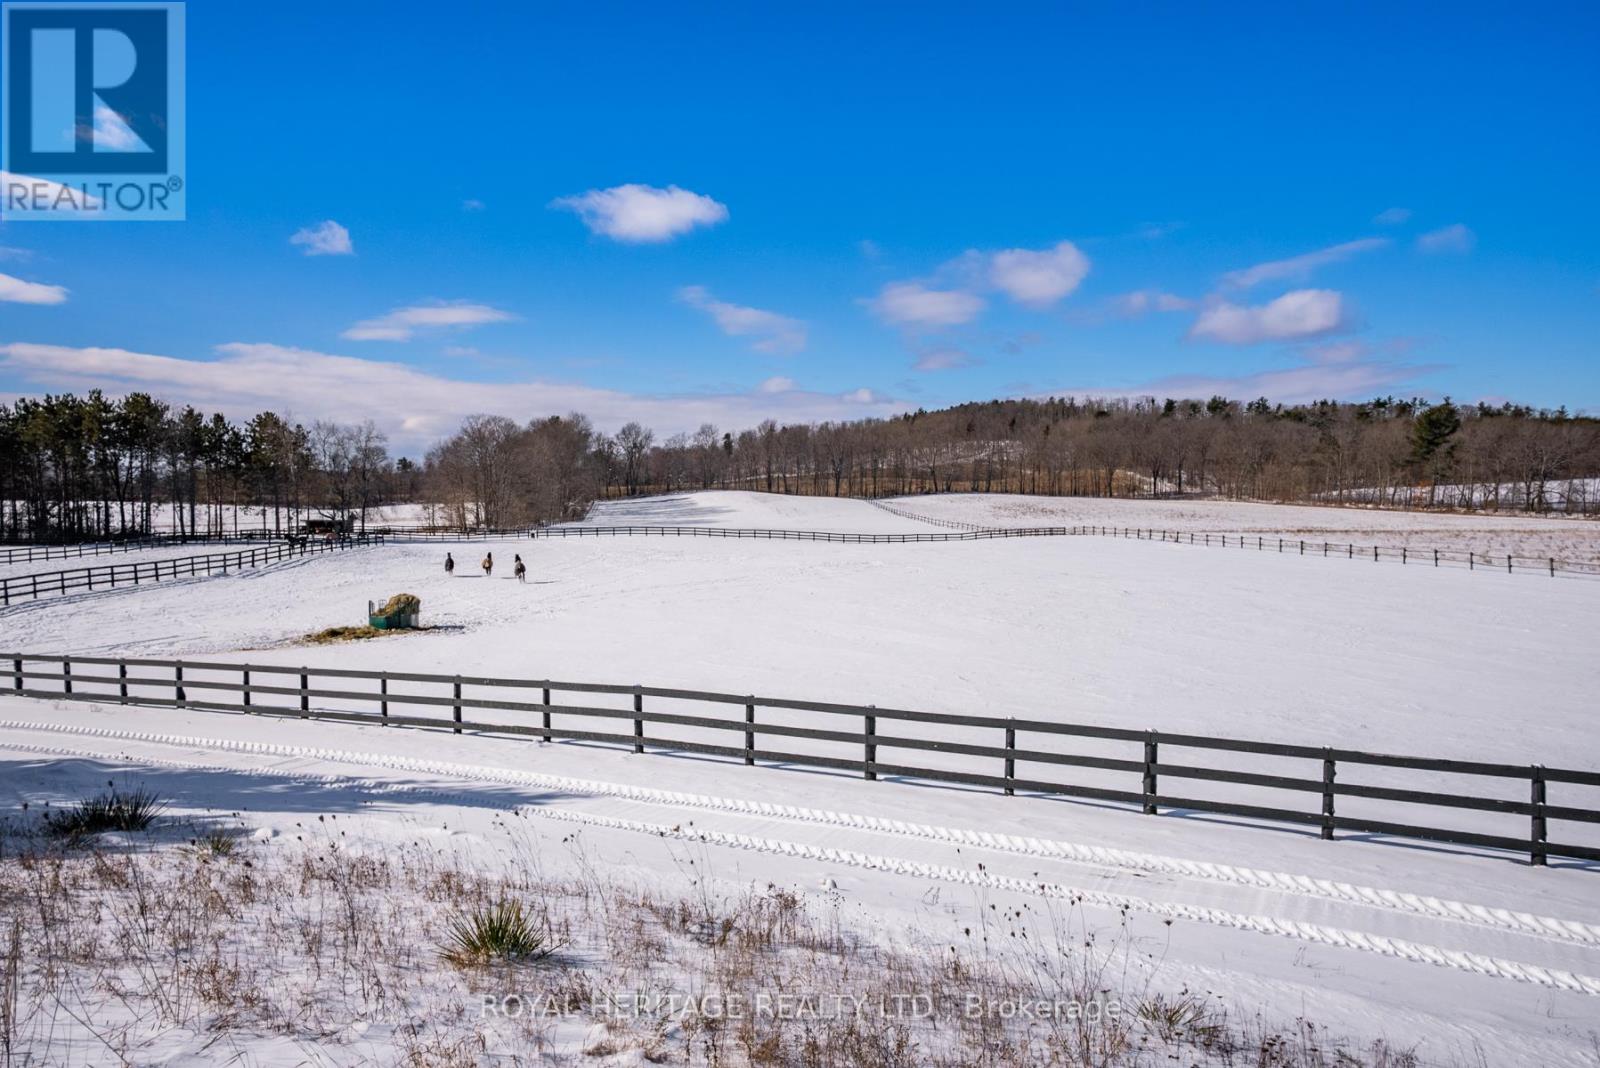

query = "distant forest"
[[3, 389, 1598, 541]]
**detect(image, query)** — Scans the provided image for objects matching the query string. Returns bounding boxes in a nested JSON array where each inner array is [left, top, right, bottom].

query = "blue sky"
[[2, 0, 1597, 452]]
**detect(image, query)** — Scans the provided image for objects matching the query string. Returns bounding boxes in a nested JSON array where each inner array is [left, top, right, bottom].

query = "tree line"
[[6, 388, 1598, 542], [599, 395, 1600, 514], [0, 391, 406, 542]]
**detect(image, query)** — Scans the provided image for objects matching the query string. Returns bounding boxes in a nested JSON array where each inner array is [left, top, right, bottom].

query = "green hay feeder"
[[368, 592, 421, 630]]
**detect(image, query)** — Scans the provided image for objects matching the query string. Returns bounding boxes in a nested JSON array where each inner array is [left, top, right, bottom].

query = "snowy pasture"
[[2, 491, 1599, 1065], [886, 492, 1600, 563]]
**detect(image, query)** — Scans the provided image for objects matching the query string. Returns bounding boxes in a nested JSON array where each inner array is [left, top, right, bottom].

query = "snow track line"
[[5, 734, 1599, 998], [3, 714, 1598, 953]]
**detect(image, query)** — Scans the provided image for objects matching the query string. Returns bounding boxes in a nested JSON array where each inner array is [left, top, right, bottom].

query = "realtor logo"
[[2, 2, 185, 219]]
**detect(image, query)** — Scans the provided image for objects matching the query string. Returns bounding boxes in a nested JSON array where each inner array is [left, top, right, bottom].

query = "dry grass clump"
[[40, 784, 165, 841], [442, 899, 559, 968]]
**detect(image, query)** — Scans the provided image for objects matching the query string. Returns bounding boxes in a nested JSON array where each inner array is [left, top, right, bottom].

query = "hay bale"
[[375, 592, 421, 618]]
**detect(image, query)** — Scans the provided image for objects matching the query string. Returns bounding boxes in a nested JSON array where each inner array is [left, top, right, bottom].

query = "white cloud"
[[867, 282, 985, 329], [0, 342, 905, 450], [1220, 238, 1387, 290], [1113, 290, 1195, 317], [677, 285, 806, 355], [441, 345, 480, 358], [342, 302, 515, 342], [551, 184, 728, 243], [988, 241, 1090, 307], [911, 348, 975, 372], [758, 376, 796, 393], [1188, 289, 1348, 345], [1302, 340, 1369, 365], [1374, 207, 1412, 226], [1417, 223, 1475, 254], [462, 199, 485, 212], [290, 220, 354, 256], [0, 271, 68, 305], [0, 246, 32, 262]]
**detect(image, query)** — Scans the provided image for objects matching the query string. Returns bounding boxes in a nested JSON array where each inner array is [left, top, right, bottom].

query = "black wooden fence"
[[0, 531, 279, 566], [3, 652, 1596, 866], [0, 536, 384, 604], [1080, 526, 1600, 578], [381, 524, 1079, 544]]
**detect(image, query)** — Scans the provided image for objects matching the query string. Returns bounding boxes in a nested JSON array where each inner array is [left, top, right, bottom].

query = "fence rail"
[[3, 652, 1595, 866], [1079, 525, 1600, 578], [0, 536, 384, 604], [866, 499, 992, 532], [381, 524, 1081, 544], [0, 530, 280, 565]]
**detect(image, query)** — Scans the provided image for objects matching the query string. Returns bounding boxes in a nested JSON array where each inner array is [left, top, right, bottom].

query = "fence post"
[[745, 698, 756, 765], [454, 677, 463, 734], [1321, 751, 1336, 840], [1549, 557, 1556, 577], [1142, 733, 1158, 814], [1434, 549, 1439, 567], [632, 686, 643, 753], [1530, 766, 1548, 867], [380, 674, 388, 724], [118, 661, 128, 704], [1004, 721, 1016, 796], [174, 661, 185, 707], [242, 666, 251, 709], [11, 657, 20, 692], [1507, 555, 1512, 574], [300, 668, 309, 717], [542, 684, 552, 742], [1372, 546, 1378, 562], [864, 706, 877, 780], [62, 656, 72, 695]]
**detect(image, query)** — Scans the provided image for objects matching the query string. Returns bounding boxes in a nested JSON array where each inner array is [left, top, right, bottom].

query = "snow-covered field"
[[2, 491, 1598, 1065], [884, 493, 1600, 564]]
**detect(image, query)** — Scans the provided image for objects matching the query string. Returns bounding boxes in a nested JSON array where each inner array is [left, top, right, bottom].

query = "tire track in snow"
[[3, 714, 1598, 953], [5, 731, 1600, 998]]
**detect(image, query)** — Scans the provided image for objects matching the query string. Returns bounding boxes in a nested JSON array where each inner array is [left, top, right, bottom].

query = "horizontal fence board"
[[1330, 816, 1534, 854]]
